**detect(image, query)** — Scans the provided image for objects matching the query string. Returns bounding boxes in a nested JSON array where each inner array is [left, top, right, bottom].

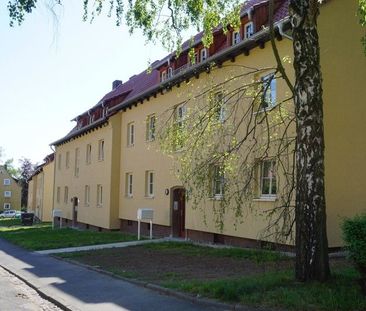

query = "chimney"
[[112, 80, 122, 90]]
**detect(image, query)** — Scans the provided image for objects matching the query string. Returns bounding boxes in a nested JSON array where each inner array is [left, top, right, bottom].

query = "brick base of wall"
[[120, 219, 171, 238]]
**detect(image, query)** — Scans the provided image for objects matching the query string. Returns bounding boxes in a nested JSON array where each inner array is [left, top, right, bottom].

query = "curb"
[[0, 264, 73, 311], [53, 256, 272, 311]]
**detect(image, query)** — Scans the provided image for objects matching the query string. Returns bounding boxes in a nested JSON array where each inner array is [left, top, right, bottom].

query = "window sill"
[[145, 195, 154, 199], [253, 196, 277, 202], [253, 104, 277, 115], [97, 204, 103, 208], [125, 195, 133, 199], [127, 144, 135, 148], [209, 195, 224, 201]]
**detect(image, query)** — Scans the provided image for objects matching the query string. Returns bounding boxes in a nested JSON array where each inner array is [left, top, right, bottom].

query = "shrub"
[[342, 214, 366, 295]]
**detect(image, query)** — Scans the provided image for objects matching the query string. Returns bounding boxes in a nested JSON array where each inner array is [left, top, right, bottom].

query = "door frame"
[[170, 186, 186, 238]]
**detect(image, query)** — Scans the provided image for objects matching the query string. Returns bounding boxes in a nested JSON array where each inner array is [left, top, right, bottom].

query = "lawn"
[[0, 223, 138, 250], [0, 218, 22, 227], [57, 241, 366, 311]]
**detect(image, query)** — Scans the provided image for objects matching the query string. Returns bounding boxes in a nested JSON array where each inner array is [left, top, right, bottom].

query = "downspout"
[[50, 145, 57, 227]]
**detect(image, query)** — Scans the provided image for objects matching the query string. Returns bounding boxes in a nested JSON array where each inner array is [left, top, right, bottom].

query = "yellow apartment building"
[[50, 0, 365, 248], [27, 154, 55, 221], [0, 165, 21, 212]]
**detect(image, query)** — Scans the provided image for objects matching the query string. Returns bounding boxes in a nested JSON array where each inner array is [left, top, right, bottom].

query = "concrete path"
[[35, 238, 169, 255], [0, 238, 224, 311]]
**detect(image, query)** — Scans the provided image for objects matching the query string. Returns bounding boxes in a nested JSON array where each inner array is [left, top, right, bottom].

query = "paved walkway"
[[36, 238, 169, 255], [0, 239, 224, 311]]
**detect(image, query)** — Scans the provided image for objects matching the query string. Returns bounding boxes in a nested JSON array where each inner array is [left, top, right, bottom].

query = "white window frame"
[[167, 67, 173, 79], [200, 48, 208, 62], [74, 148, 80, 177], [4, 191, 11, 198], [232, 30, 241, 45], [260, 160, 277, 197], [86, 144, 92, 165], [127, 122, 135, 146], [64, 186, 69, 204], [65, 151, 70, 169], [3, 179, 10, 186], [146, 171, 154, 198], [146, 114, 156, 141], [161, 70, 167, 82], [261, 73, 277, 110], [244, 22, 254, 39], [84, 185, 90, 206], [56, 187, 61, 203], [97, 184, 103, 207], [212, 166, 224, 199], [3, 203, 11, 209], [98, 139, 105, 161], [213, 91, 226, 122], [126, 173, 133, 197], [58, 154, 62, 170]]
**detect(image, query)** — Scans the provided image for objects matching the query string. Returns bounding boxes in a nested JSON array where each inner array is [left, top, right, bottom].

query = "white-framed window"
[[200, 48, 208, 62], [4, 191, 11, 198], [260, 160, 277, 197], [74, 148, 80, 177], [3, 179, 10, 186], [64, 186, 69, 204], [56, 187, 60, 203], [211, 166, 224, 199], [58, 154, 62, 170], [84, 185, 90, 206], [176, 104, 187, 127], [174, 104, 187, 150], [98, 139, 105, 161], [146, 114, 156, 141], [232, 30, 241, 45], [213, 91, 226, 122], [86, 144, 92, 165], [244, 22, 254, 39], [161, 70, 167, 82], [145, 171, 154, 197], [125, 173, 133, 197], [3, 203, 11, 209], [127, 122, 135, 146], [261, 74, 277, 109], [97, 184, 103, 207], [65, 151, 70, 169], [167, 67, 173, 78]]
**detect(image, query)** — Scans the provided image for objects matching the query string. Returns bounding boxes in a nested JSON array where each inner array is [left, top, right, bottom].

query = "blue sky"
[[0, 1, 166, 166]]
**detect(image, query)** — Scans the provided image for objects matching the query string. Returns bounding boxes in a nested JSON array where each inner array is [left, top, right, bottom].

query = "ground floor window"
[[260, 160, 277, 196]]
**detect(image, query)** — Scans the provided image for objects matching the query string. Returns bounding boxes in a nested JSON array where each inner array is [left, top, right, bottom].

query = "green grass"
[[143, 241, 287, 262], [0, 218, 22, 227], [0, 224, 138, 250], [163, 267, 366, 311]]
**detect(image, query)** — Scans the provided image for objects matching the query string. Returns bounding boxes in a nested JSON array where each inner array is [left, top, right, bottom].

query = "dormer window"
[[200, 48, 208, 62], [167, 67, 173, 79], [161, 70, 167, 82], [232, 30, 241, 45], [89, 114, 95, 123], [244, 22, 254, 39]]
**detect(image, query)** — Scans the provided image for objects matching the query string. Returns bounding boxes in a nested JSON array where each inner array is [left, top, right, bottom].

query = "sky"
[[0, 1, 167, 167]]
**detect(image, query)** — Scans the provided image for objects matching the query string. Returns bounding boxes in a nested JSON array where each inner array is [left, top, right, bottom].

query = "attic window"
[[232, 30, 241, 45], [200, 48, 208, 62], [168, 67, 173, 79], [161, 70, 167, 82], [244, 22, 254, 39]]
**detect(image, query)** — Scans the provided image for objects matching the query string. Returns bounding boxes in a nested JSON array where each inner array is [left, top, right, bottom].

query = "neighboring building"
[[50, 0, 366, 248], [27, 154, 55, 221], [0, 165, 21, 212]]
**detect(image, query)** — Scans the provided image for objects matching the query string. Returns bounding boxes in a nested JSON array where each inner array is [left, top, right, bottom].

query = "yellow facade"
[[53, 114, 121, 229], [50, 0, 365, 247], [0, 165, 21, 211], [28, 160, 55, 222]]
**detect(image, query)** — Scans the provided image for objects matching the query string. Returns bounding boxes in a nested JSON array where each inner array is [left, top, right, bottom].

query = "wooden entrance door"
[[172, 188, 185, 237]]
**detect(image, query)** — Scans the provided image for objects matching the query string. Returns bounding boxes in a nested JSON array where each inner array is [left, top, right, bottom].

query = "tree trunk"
[[290, 0, 330, 282]]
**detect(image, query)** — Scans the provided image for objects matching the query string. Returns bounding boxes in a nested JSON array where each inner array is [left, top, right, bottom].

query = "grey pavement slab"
[[0, 239, 224, 311], [35, 238, 168, 255]]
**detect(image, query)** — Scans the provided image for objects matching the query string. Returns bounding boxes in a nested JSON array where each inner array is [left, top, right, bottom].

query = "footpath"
[[0, 238, 227, 311]]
